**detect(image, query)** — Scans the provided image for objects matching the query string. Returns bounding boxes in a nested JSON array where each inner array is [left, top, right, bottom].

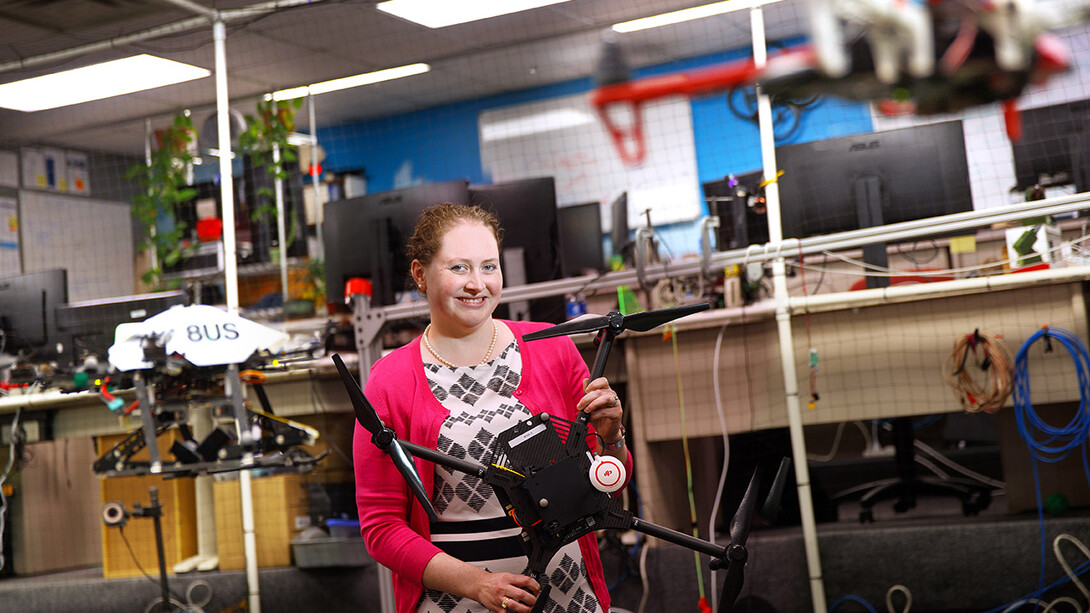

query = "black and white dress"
[[418, 340, 603, 613]]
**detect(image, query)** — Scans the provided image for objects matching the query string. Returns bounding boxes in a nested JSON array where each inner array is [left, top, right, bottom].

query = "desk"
[[624, 274, 1090, 531]]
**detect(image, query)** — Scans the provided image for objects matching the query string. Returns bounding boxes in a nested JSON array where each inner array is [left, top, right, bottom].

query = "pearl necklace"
[[423, 321, 498, 367]]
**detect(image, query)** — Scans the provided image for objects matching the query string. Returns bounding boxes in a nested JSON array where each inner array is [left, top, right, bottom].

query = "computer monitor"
[[56, 290, 187, 365], [703, 170, 769, 251], [1011, 99, 1090, 193], [609, 191, 629, 261], [324, 180, 470, 308], [775, 120, 973, 288], [558, 202, 606, 276], [468, 177, 564, 322], [0, 269, 68, 358]]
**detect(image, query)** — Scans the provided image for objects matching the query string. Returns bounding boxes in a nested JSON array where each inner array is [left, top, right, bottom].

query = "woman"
[[354, 202, 631, 613]]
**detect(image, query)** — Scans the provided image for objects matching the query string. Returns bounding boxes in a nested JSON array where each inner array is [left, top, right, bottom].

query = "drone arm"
[[631, 517, 727, 560], [398, 439, 488, 478]]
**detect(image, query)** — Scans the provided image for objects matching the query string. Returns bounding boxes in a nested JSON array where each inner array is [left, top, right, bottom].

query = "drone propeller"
[[522, 303, 711, 342], [716, 457, 792, 613], [331, 353, 439, 522]]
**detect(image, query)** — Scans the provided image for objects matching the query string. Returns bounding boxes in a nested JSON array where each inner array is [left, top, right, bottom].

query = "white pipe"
[[790, 263, 1090, 313], [751, 6, 827, 612], [215, 21, 239, 314], [273, 143, 290, 299], [158, 0, 218, 18], [214, 18, 259, 613], [0, 0, 323, 75], [308, 94, 325, 259]]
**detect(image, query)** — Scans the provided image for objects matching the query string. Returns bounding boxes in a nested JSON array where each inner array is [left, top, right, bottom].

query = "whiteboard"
[[479, 93, 702, 231], [19, 190, 134, 301]]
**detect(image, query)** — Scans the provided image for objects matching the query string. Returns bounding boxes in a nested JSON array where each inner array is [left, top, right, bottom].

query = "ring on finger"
[[501, 596, 509, 610], [607, 394, 619, 407]]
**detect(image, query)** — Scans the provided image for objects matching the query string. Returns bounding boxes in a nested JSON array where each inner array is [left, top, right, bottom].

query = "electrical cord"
[[669, 325, 709, 611], [118, 525, 188, 610], [941, 330, 1015, 414], [708, 321, 732, 613], [1013, 325, 1090, 593]]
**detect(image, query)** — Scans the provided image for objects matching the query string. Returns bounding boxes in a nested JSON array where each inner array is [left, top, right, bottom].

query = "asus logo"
[[850, 141, 880, 151]]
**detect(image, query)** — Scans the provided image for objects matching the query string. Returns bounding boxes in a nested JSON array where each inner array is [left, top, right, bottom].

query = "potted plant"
[[237, 97, 305, 261], [127, 112, 198, 288]]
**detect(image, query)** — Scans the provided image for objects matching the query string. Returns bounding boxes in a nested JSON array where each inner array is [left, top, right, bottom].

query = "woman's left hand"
[[578, 377, 623, 448]]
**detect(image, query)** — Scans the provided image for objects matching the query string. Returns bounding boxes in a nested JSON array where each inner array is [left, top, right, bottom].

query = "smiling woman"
[[354, 201, 631, 613]]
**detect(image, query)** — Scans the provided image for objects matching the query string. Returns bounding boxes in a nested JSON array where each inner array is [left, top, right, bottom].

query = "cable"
[[708, 321, 732, 613], [118, 525, 187, 609], [1013, 325, 1090, 593], [0, 406, 20, 573], [913, 439, 1006, 489], [669, 325, 709, 611], [885, 584, 912, 613], [941, 330, 1015, 414]]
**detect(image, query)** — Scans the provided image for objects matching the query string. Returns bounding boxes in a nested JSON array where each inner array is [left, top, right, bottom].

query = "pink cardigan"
[[353, 319, 630, 613]]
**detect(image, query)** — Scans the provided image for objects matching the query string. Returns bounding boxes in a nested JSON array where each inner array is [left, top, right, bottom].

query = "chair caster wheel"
[[858, 509, 874, 523]]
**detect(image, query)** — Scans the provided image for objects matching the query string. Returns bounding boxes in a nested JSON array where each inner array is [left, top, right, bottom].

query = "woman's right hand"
[[472, 570, 540, 612]]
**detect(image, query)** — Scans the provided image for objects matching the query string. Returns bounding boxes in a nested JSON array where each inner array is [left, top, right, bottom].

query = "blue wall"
[[318, 39, 874, 253]]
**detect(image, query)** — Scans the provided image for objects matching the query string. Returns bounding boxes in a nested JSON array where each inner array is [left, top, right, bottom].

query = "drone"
[[591, 0, 1085, 164], [94, 304, 326, 478], [336, 303, 792, 613]]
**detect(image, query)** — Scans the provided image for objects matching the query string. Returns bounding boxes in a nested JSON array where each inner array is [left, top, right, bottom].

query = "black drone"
[[335, 303, 791, 613]]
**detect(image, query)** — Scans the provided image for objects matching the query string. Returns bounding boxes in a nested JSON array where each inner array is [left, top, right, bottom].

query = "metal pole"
[[308, 94, 325, 259], [273, 143, 290, 299], [750, 6, 826, 612], [213, 17, 260, 613]]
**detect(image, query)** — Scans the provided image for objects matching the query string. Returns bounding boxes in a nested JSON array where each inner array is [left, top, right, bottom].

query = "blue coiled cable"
[[1013, 325, 1090, 591]]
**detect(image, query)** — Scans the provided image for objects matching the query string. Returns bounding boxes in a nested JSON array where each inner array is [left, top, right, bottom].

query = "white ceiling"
[[0, 0, 811, 156]]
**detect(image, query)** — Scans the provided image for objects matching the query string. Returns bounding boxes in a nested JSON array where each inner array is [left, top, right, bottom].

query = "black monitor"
[[609, 191, 629, 261], [468, 177, 564, 322], [558, 202, 606, 276], [1012, 99, 1090, 192], [0, 269, 68, 358], [56, 290, 187, 365], [775, 120, 973, 288], [703, 170, 769, 250], [324, 180, 470, 308]]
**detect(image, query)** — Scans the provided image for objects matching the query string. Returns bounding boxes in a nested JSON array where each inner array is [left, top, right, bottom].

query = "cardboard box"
[[214, 472, 309, 570], [98, 432, 197, 579]]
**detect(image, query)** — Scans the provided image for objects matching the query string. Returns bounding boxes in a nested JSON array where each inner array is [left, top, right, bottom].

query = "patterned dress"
[[418, 340, 603, 613]]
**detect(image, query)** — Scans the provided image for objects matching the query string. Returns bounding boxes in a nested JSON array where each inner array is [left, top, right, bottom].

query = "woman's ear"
[[411, 259, 426, 291]]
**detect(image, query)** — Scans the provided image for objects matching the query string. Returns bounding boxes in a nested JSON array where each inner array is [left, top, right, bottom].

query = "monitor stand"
[[854, 176, 890, 289]]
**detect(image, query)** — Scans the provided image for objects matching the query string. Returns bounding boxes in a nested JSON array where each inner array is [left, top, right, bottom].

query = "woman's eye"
[[450, 264, 467, 273], [483, 263, 498, 273]]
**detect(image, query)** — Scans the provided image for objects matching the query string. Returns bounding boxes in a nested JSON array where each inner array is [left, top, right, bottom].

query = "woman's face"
[[413, 220, 502, 332]]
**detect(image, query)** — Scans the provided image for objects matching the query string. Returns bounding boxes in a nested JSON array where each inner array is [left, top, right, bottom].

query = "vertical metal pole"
[[214, 17, 260, 613], [144, 118, 158, 276], [273, 143, 289, 298], [148, 487, 171, 613], [215, 20, 239, 314], [134, 373, 161, 474], [351, 292, 394, 613], [308, 94, 324, 259], [750, 6, 827, 612]]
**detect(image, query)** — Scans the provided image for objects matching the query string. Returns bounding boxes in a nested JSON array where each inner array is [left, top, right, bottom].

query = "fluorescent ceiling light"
[[377, 0, 573, 29], [480, 108, 593, 142], [270, 63, 430, 101], [0, 54, 210, 112], [612, 0, 784, 33]]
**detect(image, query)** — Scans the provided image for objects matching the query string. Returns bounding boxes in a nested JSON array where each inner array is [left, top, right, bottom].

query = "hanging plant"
[[238, 97, 304, 251], [126, 112, 198, 288]]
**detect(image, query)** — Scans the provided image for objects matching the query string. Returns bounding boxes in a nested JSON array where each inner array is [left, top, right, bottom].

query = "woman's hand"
[[424, 553, 539, 612], [578, 376, 623, 449], [471, 571, 539, 612]]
